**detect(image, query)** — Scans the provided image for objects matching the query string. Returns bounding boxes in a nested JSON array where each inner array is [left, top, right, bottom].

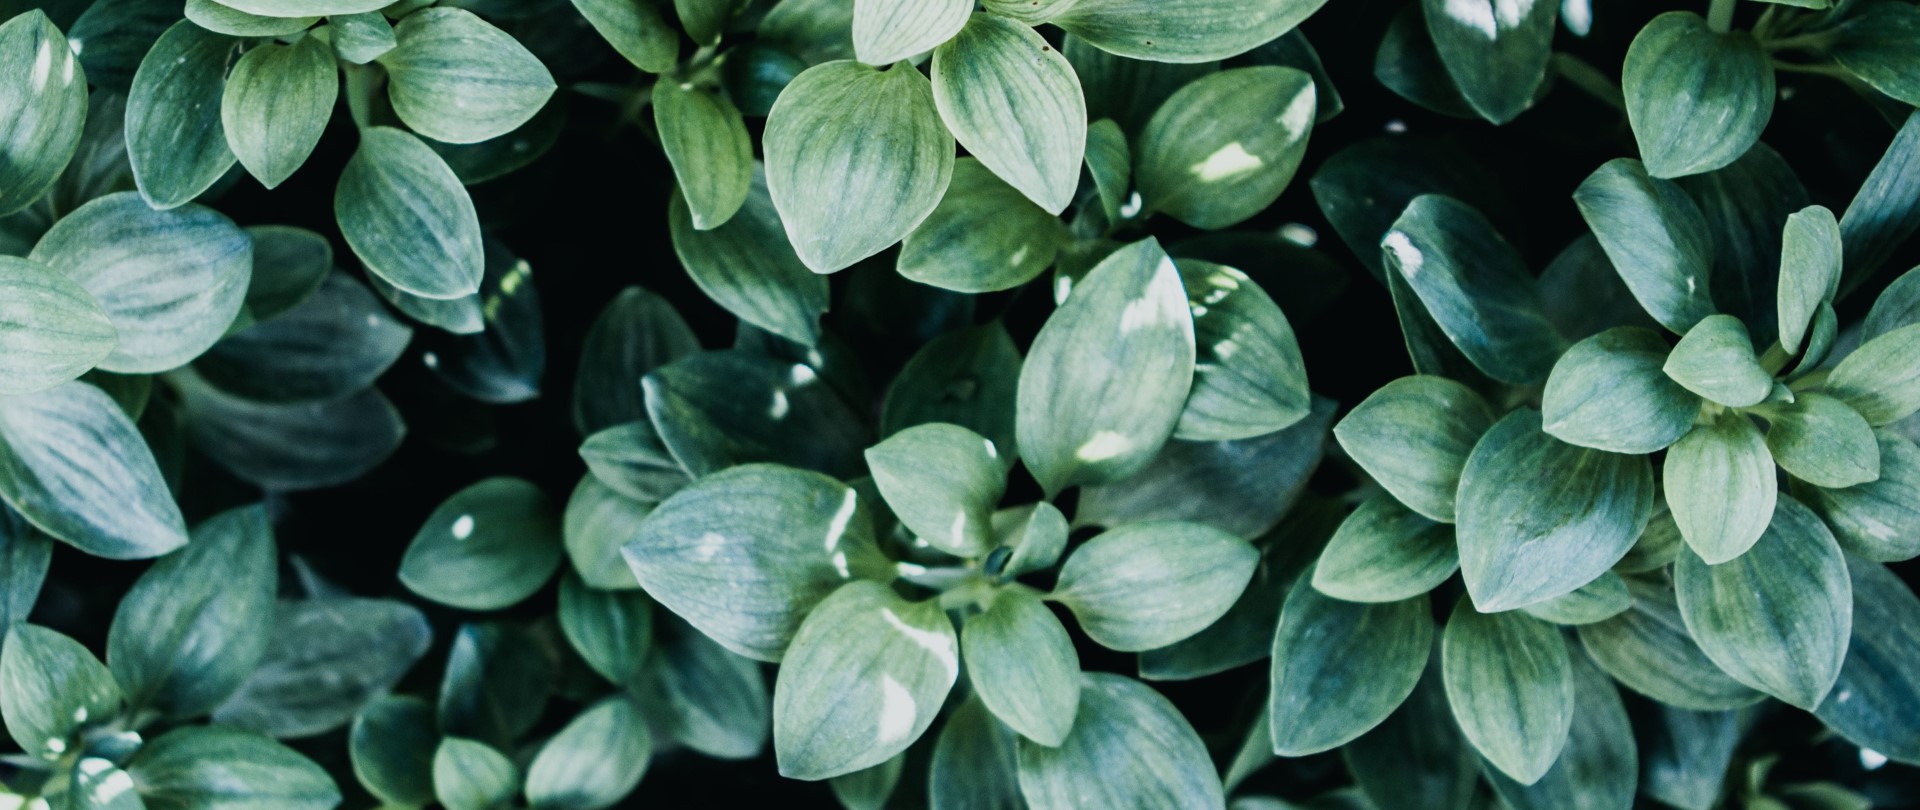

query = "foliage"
[[0, 0, 1918, 808]]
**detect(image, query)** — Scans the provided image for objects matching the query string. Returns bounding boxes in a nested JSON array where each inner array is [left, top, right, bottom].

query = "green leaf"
[[335, 126, 483, 300], [1310, 135, 1504, 282], [1333, 375, 1494, 522], [1374, 3, 1473, 119], [624, 464, 890, 661], [774, 580, 958, 780], [432, 737, 517, 810], [643, 350, 869, 478], [1078, 396, 1333, 540], [1676, 142, 1808, 347], [1174, 259, 1310, 440], [107, 504, 275, 719], [1051, 521, 1257, 652], [1577, 579, 1764, 710], [831, 755, 905, 810], [129, 726, 339, 810], [1083, 118, 1130, 225], [1270, 578, 1430, 755], [673, 0, 727, 45], [1343, 657, 1478, 810], [1015, 672, 1224, 809], [563, 475, 648, 589], [931, 14, 1083, 214], [243, 225, 332, 322], [0, 254, 116, 395], [1663, 411, 1775, 564], [0, 507, 51, 639], [69, 756, 144, 810], [1663, 314, 1771, 408], [0, 381, 185, 559], [1813, 559, 1920, 765], [568, 0, 675, 71], [1311, 494, 1457, 603], [220, 35, 334, 189], [218, 0, 387, 14], [1441, 601, 1574, 785], [1052, 0, 1328, 63], [525, 696, 652, 810], [1456, 410, 1655, 612], [172, 370, 406, 490], [1802, 429, 1920, 562], [1573, 158, 1717, 334], [1137, 66, 1314, 229], [1777, 205, 1843, 353], [1518, 570, 1632, 626], [186, 0, 314, 35], [964, 586, 1079, 746], [573, 287, 699, 434], [669, 168, 826, 345], [1830, 2, 1920, 108], [759, 0, 857, 64], [1838, 113, 1920, 292], [1382, 194, 1561, 384], [638, 615, 769, 760], [1481, 654, 1638, 810], [213, 596, 432, 737], [765, 60, 954, 273], [1016, 238, 1195, 495], [329, 11, 394, 63], [29, 192, 251, 373], [1675, 496, 1851, 709], [1421, 0, 1557, 124], [438, 622, 552, 748], [1827, 323, 1920, 426], [0, 624, 121, 759], [723, 43, 808, 116], [400, 477, 562, 611], [1762, 392, 1880, 488], [866, 423, 1005, 558], [1640, 705, 1740, 810], [125, 21, 233, 209], [881, 322, 1021, 457], [1623, 12, 1773, 179], [378, 8, 556, 144], [852, 0, 968, 65], [67, 0, 178, 94], [197, 272, 411, 403], [929, 694, 1024, 810], [1541, 326, 1698, 454], [350, 696, 437, 807], [897, 158, 1063, 294], [0, 10, 87, 217], [579, 421, 688, 504], [998, 501, 1069, 578], [558, 572, 653, 688], [655, 80, 752, 230]]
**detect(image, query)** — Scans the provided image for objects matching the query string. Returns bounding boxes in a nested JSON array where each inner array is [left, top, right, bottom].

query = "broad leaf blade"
[[932, 13, 1084, 214]]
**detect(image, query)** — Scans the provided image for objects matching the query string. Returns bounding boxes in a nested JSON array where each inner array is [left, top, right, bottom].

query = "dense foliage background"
[[4, 0, 1920, 808]]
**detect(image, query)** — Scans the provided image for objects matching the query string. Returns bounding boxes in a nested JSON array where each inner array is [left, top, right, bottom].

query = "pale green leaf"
[[1311, 494, 1457, 603], [0, 507, 52, 639], [571, 0, 677, 72], [866, 422, 1005, 558], [217, 0, 387, 14], [1663, 314, 1770, 408], [896, 158, 1064, 293], [1663, 410, 1775, 564], [334, 126, 483, 300], [125, 21, 234, 209], [1541, 326, 1698, 453], [623, 464, 890, 661], [765, 60, 954, 273], [1084, 118, 1129, 224], [0, 254, 116, 395], [1053, 0, 1329, 63], [1623, 12, 1773, 178], [673, 0, 727, 45], [329, 11, 393, 63], [1802, 429, 1920, 562], [929, 694, 1024, 810], [1015, 238, 1194, 495], [379, 8, 556, 144], [1573, 158, 1717, 334], [0, 381, 185, 559], [1827, 323, 1920, 426], [578, 421, 688, 504], [1481, 655, 1638, 810], [931, 13, 1083, 213], [774, 581, 958, 780], [998, 501, 1069, 578], [1675, 496, 1851, 709], [1175, 260, 1310, 441], [1138, 66, 1313, 229], [1441, 601, 1574, 785], [1421, 0, 1557, 124], [29, 191, 250, 373], [852, 0, 969, 65], [964, 586, 1079, 746], [830, 755, 905, 810], [432, 737, 517, 810], [1456, 410, 1654, 612], [1577, 579, 1764, 710], [1518, 570, 1632, 626], [1270, 578, 1430, 755], [0, 10, 87, 217], [1762, 392, 1880, 488], [437, 622, 552, 748], [669, 168, 826, 345], [1051, 521, 1257, 652], [1015, 672, 1224, 810], [1640, 705, 1740, 810], [129, 726, 338, 810], [1333, 374, 1494, 522], [0, 623, 122, 759], [1778, 205, 1843, 353], [656, 80, 752, 230], [221, 35, 335, 189], [525, 696, 652, 810], [563, 475, 648, 589]]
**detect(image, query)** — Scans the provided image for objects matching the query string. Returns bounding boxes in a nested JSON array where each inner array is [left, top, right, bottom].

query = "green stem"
[[342, 63, 381, 130], [1771, 59, 1853, 78], [1551, 53, 1626, 113], [1708, 0, 1737, 33], [1758, 342, 1792, 375], [1764, 29, 1841, 53]]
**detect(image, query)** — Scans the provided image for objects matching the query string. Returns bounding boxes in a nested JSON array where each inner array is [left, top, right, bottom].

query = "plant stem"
[[1772, 59, 1853, 78], [1708, 0, 1737, 33], [1551, 53, 1626, 113], [1764, 29, 1841, 53]]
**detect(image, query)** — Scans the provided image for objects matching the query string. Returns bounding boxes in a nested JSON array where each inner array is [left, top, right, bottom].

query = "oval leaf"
[[1014, 672, 1224, 810], [1762, 392, 1880, 489], [1803, 429, 1920, 562], [1663, 410, 1776, 564], [0, 381, 186, 559], [932, 13, 1086, 214], [221, 35, 335, 189], [1310, 493, 1457, 603], [1541, 326, 1698, 454], [1333, 374, 1494, 522], [1138, 66, 1315, 229], [1050, 521, 1257, 652], [399, 477, 563, 611], [0, 10, 87, 217], [334, 126, 483, 300], [656, 80, 753, 230], [1441, 601, 1574, 785], [1174, 259, 1311, 441], [1623, 12, 1773, 179], [378, 8, 556, 144], [896, 158, 1064, 293], [126, 21, 234, 209], [1572, 158, 1717, 334], [853, 0, 970, 65], [1813, 559, 1920, 765], [0, 254, 116, 395], [525, 696, 653, 810], [1421, 0, 1558, 124], [1053, 0, 1330, 63], [865, 422, 1005, 558], [1663, 314, 1770, 408], [964, 587, 1079, 747], [1270, 579, 1431, 755], [669, 168, 826, 345]]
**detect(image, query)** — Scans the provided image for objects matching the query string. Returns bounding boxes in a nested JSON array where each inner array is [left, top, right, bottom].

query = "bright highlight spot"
[[1384, 231, 1423, 277], [769, 389, 790, 420], [1076, 431, 1132, 463], [1861, 748, 1889, 770], [694, 532, 727, 562], [876, 676, 916, 745], [1190, 142, 1264, 183], [451, 515, 475, 540], [824, 489, 859, 551], [31, 38, 52, 91], [881, 609, 959, 673], [1280, 222, 1318, 246]]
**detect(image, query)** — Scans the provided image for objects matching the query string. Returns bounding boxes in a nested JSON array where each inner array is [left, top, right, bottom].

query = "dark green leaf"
[[1311, 494, 1456, 603], [1676, 142, 1808, 347], [197, 272, 411, 403], [1573, 158, 1717, 334], [438, 621, 552, 749], [670, 167, 827, 345], [1456, 410, 1654, 611], [213, 596, 432, 737], [1641, 706, 1740, 810], [643, 350, 869, 478], [1175, 259, 1310, 441], [0, 380, 185, 559], [579, 421, 688, 504], [1481, 654, 1637, 810], [0, 623, 121, 759], [1623, 12, 1772, 178], [1542, 326, 1698, 453], [1441, 600, 1573, 785], [1812, 559, 1920, 765], [125, 22, 233, 209], [221, 36, 334, 189], [130, 726, 339, 810], [334, 126, 483, 300], [1802, 429, 1920, 561], [1015, 672, 1223, 809], [1137, 66, 1315, 229], [881, 322, 1021, 457], [1270, 577, 1430, 755], [1344, 656, 1478, 810], [400, 477, 561, 611], [350, 695, 437, 807], [0, 10, 87, 217], [929, 694, 1023, 810], [558, 572, 652, 689], [379, 8, 555, 144], [1421, 0, 1557, 124], [242, 224, 332, 323], [1830, 3, 1920, 108], [638, 614, 769, 760], [1383, 194, 1561, 384], [172, 370, 406, 490], [656, 80, 752, 230], [1334, 375, 1492, 522], [1577, 578, 1764, 710], [571, 286, 699, 435], [1762, 392, 1879, 488], [0, 506, 51, 639]]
